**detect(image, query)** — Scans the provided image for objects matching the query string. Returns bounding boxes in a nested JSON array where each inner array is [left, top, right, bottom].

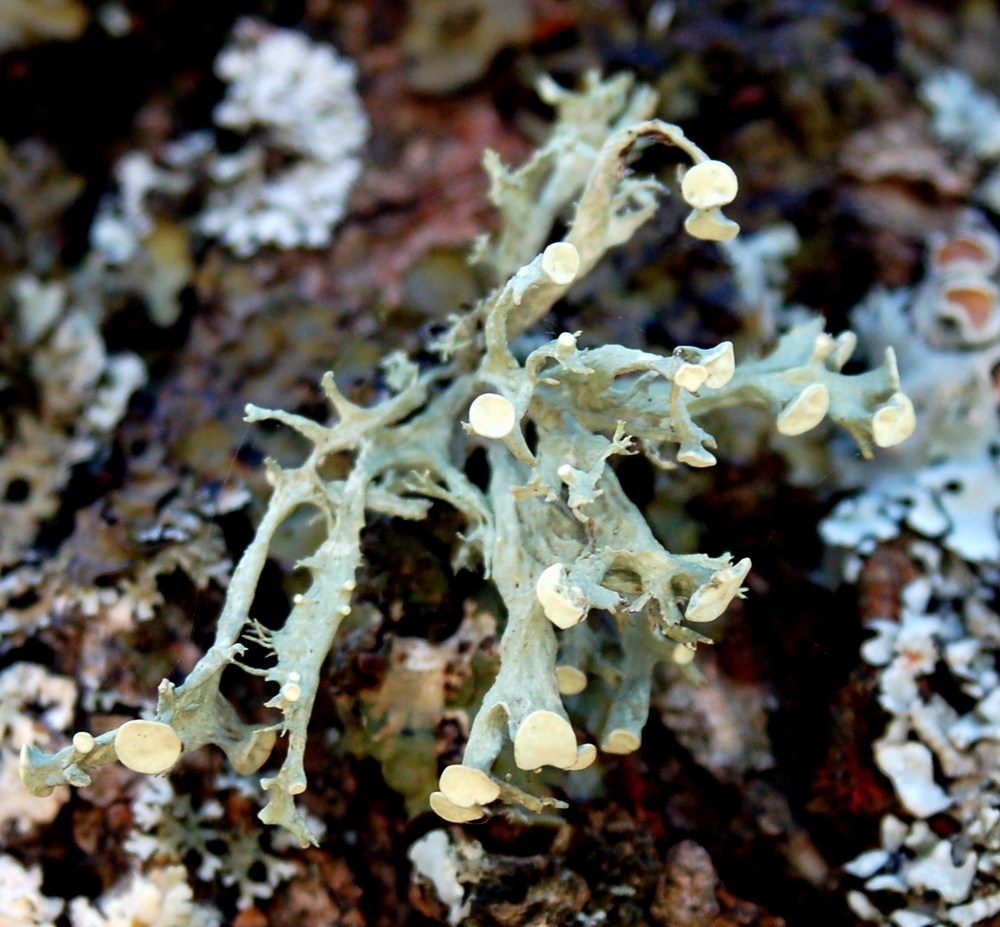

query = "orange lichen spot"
[[943, 283, 997, 328], [934, 235, 997, 271]]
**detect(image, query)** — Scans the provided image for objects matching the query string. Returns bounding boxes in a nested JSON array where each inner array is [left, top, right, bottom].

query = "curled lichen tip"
[[231, 727, 278, 776], [114, 719, 183, 775], [19, 744, 55, 797], [602, 729, 642, 755], [566, 743, 597, 771], [468, 392, 517, 439], [439, 765, 502, 808], [684, 207, 740, 242], [556, 331, 578, 353], [677, 445, 717, 468], [776, 383, 830, 436], [680, 159, 739, 210], [672, 643, 697, 665], [674, 362, 708, 393], [541, 241, 581, 285], [556, 664, 588, 695], [685, 557, 752, 623], [702, 341, 736, 388], [429, 790, 486, 823], [536, 563, 587, 628], [871, 392, 917, 448], [513, 710, 579, 770]]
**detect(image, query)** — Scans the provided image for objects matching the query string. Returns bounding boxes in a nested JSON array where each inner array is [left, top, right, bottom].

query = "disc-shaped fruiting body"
[[114, 720, 182, 775]]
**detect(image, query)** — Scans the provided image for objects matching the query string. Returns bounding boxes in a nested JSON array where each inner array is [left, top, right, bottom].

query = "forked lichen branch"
[[21, 73, 914, 845]]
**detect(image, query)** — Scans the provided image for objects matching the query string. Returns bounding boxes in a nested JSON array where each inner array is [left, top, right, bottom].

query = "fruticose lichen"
[[20, 72, 914, 846]]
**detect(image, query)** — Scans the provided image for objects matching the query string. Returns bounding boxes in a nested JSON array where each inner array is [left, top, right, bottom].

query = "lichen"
[[21, 72, 913, 846], [68, 866, 221, 927], [821, 213, 1000, 925]]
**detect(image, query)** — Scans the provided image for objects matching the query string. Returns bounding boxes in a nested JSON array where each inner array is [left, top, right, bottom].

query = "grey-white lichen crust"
[[20, 73, 915, 846]]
